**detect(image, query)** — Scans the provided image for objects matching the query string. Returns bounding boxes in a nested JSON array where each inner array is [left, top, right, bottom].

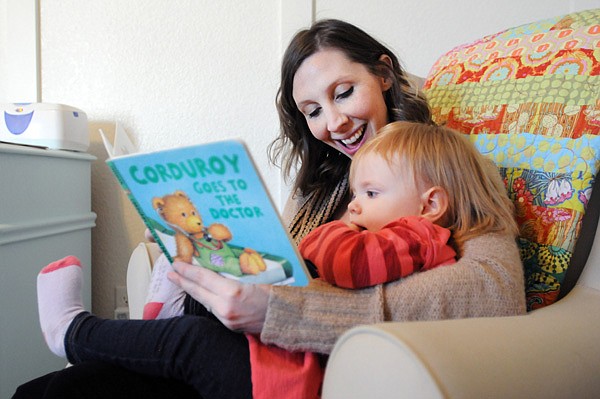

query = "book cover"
[[101, 124, 310, 287]]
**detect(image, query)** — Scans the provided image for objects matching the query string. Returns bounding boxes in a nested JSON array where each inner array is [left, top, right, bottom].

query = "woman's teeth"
[[341, 127, 365, 146]]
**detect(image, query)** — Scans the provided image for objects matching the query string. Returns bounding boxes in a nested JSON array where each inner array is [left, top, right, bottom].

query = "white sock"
[[37, 256, 85, 358], [142, 254, 185, 319]]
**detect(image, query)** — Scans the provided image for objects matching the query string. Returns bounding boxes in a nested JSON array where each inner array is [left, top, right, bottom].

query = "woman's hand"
[[167, 261, 270, 334]]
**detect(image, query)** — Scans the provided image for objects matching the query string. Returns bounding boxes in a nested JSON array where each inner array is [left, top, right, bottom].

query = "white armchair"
[[126, 242, 161, 320], [322, 225, 600, 398]]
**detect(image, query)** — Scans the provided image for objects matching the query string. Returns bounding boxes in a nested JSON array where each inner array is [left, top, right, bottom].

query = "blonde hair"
[[350, 121, 518, 254]]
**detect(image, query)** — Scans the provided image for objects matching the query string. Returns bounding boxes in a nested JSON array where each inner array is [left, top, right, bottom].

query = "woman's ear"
[[378, 54, 393, 91], [379, 54, 393, 67], [419, 186, 449, 224]]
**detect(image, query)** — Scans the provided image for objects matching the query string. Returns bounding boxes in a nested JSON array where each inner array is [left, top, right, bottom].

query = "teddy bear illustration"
[[151, 190, 266, 276]]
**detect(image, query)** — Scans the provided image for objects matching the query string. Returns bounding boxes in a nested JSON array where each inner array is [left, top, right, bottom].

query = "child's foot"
[[37, 256, 85, 357], [142, 254, 185, 319]]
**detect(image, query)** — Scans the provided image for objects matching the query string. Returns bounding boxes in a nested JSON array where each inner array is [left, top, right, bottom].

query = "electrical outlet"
[[115, 286, 128, 309], [114, 286, 129, 319], [114, 307, 130, 320]]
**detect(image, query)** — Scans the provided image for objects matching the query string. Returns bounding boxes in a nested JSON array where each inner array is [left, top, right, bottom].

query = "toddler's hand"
[[347, 222, 364, 232], [144, 228, 155, 242], [144, 229, 164, 254]]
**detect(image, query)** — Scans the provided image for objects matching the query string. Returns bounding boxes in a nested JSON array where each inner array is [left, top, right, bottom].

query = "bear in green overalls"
[[152, 190, 266, 276]]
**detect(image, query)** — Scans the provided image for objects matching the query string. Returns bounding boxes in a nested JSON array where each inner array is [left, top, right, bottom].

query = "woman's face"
[[292, 48, 391, 158]]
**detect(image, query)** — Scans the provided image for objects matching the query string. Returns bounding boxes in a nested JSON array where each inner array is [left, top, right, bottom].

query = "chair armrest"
[[126, 242, 157, 319], [322, 285, 600, 399]]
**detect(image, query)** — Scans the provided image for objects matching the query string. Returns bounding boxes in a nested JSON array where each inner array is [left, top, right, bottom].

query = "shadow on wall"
[[88, 121, 146, 318]]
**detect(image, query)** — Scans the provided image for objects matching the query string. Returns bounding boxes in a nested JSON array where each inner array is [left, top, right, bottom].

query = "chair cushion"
[[423, 8, 600, 310]]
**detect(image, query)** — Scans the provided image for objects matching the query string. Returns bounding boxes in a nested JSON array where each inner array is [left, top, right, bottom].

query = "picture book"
[[100, 123, 310, 287]]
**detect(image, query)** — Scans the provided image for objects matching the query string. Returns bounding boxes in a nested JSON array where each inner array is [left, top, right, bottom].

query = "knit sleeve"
[[260, 279, 385, 354], [299, 218, 456, 289], [261, 232, 526, 354]]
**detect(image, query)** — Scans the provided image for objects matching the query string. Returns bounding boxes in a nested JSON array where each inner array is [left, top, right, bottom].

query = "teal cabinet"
[[0, 143, 96, 398]]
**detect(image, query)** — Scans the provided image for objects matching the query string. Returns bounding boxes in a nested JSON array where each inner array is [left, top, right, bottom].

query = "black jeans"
[[13, 299, 252, 399], [12, 361, 201, 399]]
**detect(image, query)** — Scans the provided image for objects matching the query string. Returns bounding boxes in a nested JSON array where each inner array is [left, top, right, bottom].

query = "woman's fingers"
[[168, 261, 270, 333], [168, 262, 223, 306]]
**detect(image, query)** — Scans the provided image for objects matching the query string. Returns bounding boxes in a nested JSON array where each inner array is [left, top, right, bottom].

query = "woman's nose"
[[326, 107, 349, 133]]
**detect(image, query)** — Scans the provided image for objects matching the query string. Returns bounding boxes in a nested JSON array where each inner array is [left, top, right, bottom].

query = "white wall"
[[1, 0, 39, 101], [40, 0, 284, 317], [0, 1, 5, 100], [2, 0, 597, 317]]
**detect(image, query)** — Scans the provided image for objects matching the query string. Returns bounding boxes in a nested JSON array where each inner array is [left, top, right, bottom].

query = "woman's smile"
[[341, 125, 366, 147]]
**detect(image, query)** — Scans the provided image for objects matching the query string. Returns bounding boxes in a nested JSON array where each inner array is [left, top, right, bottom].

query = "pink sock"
[[142, 254, 185, 319], [37, 256, 85, 358]]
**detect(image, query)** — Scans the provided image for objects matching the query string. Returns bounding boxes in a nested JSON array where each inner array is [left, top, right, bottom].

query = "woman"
[[176, 19, 525, 352], [14, 19, 525, 399]]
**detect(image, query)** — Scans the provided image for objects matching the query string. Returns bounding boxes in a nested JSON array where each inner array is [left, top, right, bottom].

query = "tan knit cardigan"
[[260, 192, 527, 355]]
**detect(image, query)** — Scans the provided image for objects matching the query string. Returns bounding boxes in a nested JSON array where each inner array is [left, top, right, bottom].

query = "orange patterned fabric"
[[423, 8, 600, 310]]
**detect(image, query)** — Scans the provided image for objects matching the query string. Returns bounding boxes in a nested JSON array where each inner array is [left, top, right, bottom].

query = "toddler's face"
[[348, 152, 424, 231]]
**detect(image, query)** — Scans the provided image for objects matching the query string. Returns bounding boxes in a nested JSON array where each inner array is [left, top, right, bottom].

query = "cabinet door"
[[0, 145, 95, 398]]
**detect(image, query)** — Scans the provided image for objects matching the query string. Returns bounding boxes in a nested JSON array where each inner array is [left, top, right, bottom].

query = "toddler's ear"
[[420, 186, 448, 224]]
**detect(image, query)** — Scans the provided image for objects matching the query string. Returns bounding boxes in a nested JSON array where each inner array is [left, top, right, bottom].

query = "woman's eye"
[[307, 107, 322, 119], [336, 86, 354, 100]]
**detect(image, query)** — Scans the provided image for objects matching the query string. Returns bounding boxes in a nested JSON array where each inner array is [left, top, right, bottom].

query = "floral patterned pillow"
[[423, 8, 600, 310]]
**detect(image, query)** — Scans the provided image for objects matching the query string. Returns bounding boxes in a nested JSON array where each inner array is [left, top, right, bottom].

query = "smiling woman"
[[291, 49, 391, 157]]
